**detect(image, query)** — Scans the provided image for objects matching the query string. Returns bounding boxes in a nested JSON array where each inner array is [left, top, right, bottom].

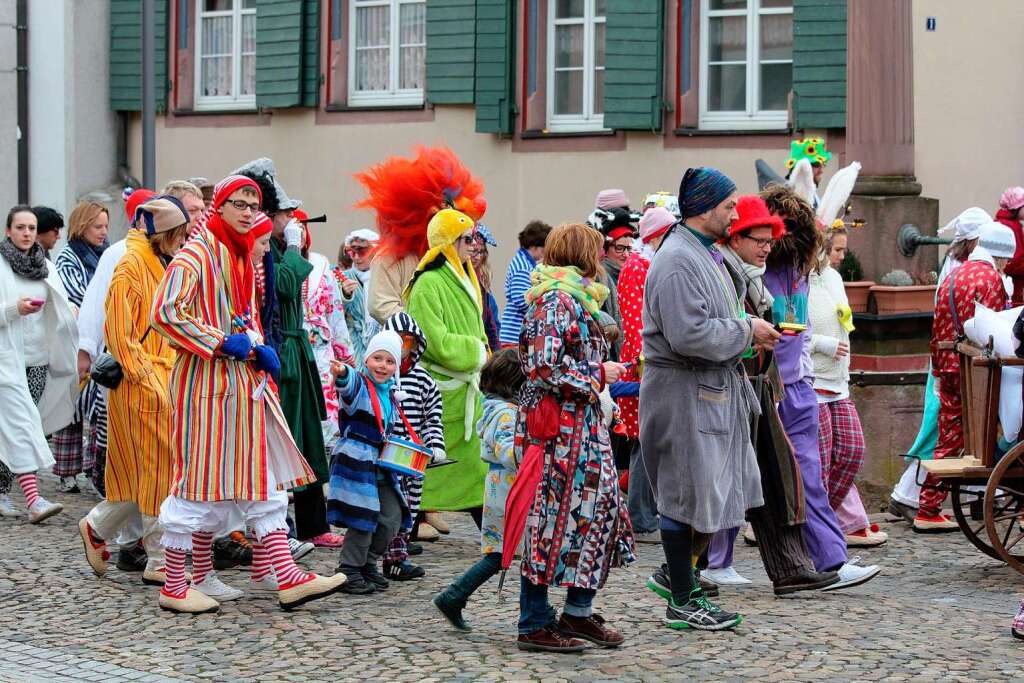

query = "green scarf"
[[525, 264, 609, 316]]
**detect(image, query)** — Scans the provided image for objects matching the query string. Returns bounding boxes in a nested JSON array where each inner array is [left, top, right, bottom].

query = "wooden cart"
[[919, 340, 1024, 575]]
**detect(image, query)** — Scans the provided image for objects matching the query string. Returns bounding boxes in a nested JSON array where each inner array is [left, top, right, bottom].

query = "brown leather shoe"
[[517, 626, 587, 653], [557, 613, 625, 648]]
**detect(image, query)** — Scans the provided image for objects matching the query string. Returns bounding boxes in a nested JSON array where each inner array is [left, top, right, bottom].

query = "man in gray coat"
[[640, 167, 780, 631]]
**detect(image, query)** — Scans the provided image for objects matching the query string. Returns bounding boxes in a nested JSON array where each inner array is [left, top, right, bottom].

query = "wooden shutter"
[[425, 0, 476, 105], [109, 0, 169, 112], [301, 0, 320, 106], [602, 0, 664, 131], [474, 0, 515, 133], [793, 0, 846, 129], [255, 0, 304, 108]]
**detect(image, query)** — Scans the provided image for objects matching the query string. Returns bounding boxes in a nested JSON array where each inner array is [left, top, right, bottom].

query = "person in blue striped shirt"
[[498, 220, 551, 348]]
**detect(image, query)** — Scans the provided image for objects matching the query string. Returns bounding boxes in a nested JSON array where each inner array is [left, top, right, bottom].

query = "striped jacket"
[[498, 248, 537, 346], [54, 245, 90, 308], [382, 312, 444, 452], [326, 369, 410, 533], [150, 227, 315, 502], [103, 230, 176, 516]]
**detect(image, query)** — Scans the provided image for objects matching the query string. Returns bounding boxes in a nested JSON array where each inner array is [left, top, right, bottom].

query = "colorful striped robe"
[[151, 227, 315, 502], [103, 231, 177, 516]]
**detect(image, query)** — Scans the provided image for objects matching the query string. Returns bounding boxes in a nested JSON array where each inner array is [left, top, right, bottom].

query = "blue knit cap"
[[677, 167, 737, 219]]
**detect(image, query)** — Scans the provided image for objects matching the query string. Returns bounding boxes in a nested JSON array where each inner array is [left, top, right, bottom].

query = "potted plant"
[[838, 251, 874, 313], [868, 269, 938, 315]]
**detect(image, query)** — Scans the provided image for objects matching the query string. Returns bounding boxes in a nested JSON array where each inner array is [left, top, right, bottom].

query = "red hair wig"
[[354, 146, 487, 260]]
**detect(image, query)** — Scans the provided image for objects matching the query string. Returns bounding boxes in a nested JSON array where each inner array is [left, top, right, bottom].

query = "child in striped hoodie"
[[327, 330, 412, 595]]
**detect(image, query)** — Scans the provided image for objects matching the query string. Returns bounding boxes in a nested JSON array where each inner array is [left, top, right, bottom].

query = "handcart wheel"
[[984, 443, 1024, 576], [950, 482, 1005, 562]]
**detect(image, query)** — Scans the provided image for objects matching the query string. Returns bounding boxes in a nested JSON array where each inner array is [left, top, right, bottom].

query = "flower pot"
[[843, 280, 875, 313], [868, 285, 937, 315]]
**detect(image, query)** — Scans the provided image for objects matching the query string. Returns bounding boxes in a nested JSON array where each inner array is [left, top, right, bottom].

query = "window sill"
[[172, 108, 262, 117], [164, 109, 272, 128], [324, 103, 427, 113], [520, 128, 616, 139], [512, 128, 625, 153], [674, 127, 792, 137]]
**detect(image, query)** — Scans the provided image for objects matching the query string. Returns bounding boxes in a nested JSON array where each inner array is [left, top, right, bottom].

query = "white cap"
[[976, 221, 1017, 260], [362, 330, 403, 382], [346, 229, 380, 245], [937, 207, 992, 244]]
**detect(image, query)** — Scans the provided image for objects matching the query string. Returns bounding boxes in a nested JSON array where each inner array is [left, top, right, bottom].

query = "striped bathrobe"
[[151, 227, 315, 502], [103, 231, 177, 516]]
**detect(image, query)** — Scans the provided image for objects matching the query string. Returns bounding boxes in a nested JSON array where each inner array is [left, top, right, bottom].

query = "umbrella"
[[500, 441, 545, 570]]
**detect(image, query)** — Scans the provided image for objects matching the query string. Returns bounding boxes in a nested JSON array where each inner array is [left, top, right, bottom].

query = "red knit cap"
[[728, 195, 785, 240], [124, 188, 157, 221], [213, 174, 262, 210]]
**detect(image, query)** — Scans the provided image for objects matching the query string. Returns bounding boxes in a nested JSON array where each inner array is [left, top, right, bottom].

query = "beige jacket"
[[368, 253, 419, 325]]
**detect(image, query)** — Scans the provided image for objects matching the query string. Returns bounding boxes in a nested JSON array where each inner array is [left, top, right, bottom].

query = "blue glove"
[[253, 344, 281, 384], [220, 333, 253, 361]]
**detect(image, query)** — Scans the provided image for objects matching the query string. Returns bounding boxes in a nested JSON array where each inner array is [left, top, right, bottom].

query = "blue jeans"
[[441, 552, 502, 608], [627, 441, 659, 533], [518, 576, 596, 634]]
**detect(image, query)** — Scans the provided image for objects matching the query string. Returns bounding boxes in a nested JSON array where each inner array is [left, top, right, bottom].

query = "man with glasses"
[[233, 158, 342, 550]]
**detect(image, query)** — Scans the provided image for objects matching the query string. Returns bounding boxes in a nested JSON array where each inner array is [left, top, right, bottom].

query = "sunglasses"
[[346, 245, 371, 257], [458, 235, 476, 245], [226, 199, 260, 213]]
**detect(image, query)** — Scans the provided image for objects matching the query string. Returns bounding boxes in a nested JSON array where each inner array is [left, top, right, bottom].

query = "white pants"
[[891, 462, 922, 507], [86, 500, 164, 570]]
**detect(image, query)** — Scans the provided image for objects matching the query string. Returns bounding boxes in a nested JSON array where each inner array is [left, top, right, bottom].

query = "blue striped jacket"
[[498, 248, 537, 346]]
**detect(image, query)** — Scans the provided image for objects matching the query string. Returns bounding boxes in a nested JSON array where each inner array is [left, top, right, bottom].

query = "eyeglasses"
[[609, 243, 631, 254], [740, 234, 775, 249], [226, 199, 260, 213]]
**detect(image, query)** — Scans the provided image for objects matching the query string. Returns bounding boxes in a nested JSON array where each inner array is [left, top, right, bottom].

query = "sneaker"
[[634, 529, 662, 544], [77, 475, 99, 497], [213, 531, 253, 570], [432, 592, 471, 632], [307, 532, 345, 548], [192, 572, 245, 602], [664, 590, 742, 631], [248, 574, 280, 596], [912, 513, 958, 533], [338, 569, 376, 595], [517, 626, 586, 653], [288, 537, 316, 561], [361, 564, 390, 591], [822, 557, 881, 592], [56, 476, 80, 494], [384, 561, 425, 581], [0, 494, 22, 517], [27, 498, 63, 524], [646, 564, 719, 600], [888, 498, 918, 524], [702, 566, 752, 586], [845, 525, 889, 547], [116, 541, 148, 572]]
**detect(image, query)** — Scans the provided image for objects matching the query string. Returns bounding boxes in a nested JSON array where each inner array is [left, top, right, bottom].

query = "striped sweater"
[[498, 248, 537, 346], [150, 227, 315, 502], [382, 312, 444, 452]]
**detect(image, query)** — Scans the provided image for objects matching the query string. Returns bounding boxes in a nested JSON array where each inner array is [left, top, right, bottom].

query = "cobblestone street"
[[0, 477, 1020, 682]]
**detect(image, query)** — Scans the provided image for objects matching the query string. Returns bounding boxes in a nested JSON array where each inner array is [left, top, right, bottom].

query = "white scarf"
[[718, 244, 773, 315]]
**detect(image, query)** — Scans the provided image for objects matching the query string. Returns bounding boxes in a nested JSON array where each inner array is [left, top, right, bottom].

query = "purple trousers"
[[707, 527, 739, 569], [777, 381, 847, 572]]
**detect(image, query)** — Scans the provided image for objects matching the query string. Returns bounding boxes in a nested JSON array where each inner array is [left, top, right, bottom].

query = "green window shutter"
[[301, 0, 320, 107], [426, 0, 476, 105], [603, 0, 664, 131], [109, 0, 168, 112], [256, 0, 305, 108], [474, 0, 515, 134], [793, 0, 846, 129]]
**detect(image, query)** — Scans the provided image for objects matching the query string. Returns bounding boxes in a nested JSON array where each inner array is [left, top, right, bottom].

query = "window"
[[194, 0, 256, 111], [699, 0, 792, 130], [546, 0, 606, 133], [348, 0, 426, 107]]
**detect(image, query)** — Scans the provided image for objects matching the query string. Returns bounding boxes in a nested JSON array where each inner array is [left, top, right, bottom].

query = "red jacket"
[[931, 259, 1007, 376], [995, 208, 1024, 305], [616, 252, 649, 439]]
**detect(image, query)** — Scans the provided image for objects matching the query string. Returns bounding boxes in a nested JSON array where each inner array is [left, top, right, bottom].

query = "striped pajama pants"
[[384, 474, 423, 566], [816, 398, 866, 510]]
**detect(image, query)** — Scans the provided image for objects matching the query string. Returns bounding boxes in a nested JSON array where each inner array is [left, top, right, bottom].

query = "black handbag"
[[90, 328, 151, 390]]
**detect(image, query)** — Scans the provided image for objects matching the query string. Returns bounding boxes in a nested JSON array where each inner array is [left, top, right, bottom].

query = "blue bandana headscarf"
[[678, 167, 737, 219]]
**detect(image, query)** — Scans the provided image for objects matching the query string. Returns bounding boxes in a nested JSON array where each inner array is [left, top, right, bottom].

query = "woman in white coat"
[[0, 205, 79, 522]]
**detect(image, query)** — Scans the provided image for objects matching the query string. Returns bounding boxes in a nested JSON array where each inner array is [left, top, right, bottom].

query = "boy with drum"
[[327, 330, 413, 594]]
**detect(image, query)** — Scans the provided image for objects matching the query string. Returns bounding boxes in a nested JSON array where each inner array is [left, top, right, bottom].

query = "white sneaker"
[[55, 476, 80, 493], [192, 571, 244, 602], [0, 494, 21, 517], [249, 574, 280, 596], [822, 556, 881, 592], [702, 566, 753, 586], [287, 537, 315, 562], [28, 498, 64, 524], [77, 474, 99, 497]]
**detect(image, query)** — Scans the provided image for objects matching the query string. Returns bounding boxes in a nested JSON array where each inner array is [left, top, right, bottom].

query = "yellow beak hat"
[[406, 208, 482, 309]]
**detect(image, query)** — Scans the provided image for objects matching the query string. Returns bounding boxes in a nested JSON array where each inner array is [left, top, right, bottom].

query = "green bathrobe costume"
[[406, 261, 489, 511], [271, 239, 328, 484]]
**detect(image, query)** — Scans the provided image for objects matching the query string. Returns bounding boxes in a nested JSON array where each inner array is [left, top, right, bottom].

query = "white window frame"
[[194, 0, 257, 111], [348, 0, 426, 107], [699, 0, 792, 130], [546, 0, 606, 133]]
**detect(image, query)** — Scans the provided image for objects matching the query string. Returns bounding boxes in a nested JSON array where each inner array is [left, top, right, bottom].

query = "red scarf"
[[205, 211, 255, 316]]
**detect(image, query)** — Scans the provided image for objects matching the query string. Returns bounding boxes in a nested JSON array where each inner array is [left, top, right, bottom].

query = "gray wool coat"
[[639, 227, 764, 533]]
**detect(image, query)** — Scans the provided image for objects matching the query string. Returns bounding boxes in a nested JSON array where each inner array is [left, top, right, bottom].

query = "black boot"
[[116, 541, 148, 572], [338, 564, 376, 595], [361, 563, 390, 591]]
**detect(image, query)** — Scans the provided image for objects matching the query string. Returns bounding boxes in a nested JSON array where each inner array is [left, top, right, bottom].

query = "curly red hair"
[[354, 146, 487, 260]]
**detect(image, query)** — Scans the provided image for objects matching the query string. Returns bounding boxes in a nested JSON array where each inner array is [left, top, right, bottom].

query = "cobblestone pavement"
[[0, 477, 1021, 682]]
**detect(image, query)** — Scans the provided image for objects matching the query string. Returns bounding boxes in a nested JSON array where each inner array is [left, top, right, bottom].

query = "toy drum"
[[378, 437, 431, 478]]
